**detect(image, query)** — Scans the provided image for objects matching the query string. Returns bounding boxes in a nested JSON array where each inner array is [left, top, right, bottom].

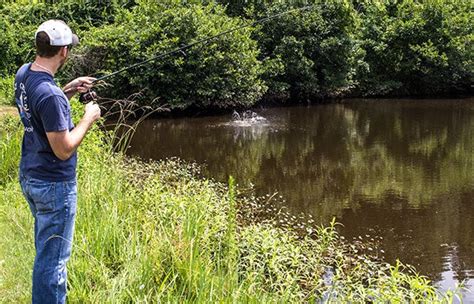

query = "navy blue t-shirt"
[[14, 63, 77, 181]]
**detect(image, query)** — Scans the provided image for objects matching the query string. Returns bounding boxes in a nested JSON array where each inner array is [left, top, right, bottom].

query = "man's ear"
[[60, 46, 68, 57]]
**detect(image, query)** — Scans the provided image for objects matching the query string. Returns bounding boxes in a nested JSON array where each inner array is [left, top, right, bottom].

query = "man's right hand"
[[84, 102, 101, 123], [47, 102, 101, 161]]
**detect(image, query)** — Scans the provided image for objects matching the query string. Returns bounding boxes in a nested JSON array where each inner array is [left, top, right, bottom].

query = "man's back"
[[15, 63, 77, 181]]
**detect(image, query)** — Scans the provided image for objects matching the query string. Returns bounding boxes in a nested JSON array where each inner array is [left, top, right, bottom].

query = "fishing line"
[[81, 4, 318, 102]]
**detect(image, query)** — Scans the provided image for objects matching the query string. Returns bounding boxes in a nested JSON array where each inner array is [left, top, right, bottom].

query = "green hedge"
[[0, 1, 131, 77], [0, 0, 471, 109], [357, 0, 473, 96], [71, 2, 266, 109], [248, 1, 362, 101], [0, 17, 35, 76]]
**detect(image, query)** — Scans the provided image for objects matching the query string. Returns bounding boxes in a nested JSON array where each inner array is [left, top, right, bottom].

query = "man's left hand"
[[63, 77, 96, 99]]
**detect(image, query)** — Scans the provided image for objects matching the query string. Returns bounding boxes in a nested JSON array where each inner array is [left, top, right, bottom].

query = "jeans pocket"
[[61, 180, 78, 215], [27, 180, 56, 213]]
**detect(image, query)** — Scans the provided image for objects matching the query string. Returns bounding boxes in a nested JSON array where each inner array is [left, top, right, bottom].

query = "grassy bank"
[[0, 106, 462, 302], [0, 106, 16, 118], [0, 75, 14, 107]]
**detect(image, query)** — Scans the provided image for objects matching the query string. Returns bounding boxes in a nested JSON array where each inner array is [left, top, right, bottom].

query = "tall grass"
[[0, 102, 463, 303], [0, 75, 14, 106], [0, 115, 21, 185]]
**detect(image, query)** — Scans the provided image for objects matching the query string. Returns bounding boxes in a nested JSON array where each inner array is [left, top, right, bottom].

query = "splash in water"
[[230, 110, 267, 126]]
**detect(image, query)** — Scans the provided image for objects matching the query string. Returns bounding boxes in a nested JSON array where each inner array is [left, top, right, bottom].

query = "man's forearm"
[[48, 117, 95, 161], [46, 101, 101, 161], [67, 117, 95, 154]]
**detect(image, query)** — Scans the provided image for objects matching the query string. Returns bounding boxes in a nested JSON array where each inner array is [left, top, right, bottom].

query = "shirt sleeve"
[[37, 95, 69, 132]]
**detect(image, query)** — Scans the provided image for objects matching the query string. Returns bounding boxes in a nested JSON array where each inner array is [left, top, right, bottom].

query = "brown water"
[[127, 98, 474, 299]]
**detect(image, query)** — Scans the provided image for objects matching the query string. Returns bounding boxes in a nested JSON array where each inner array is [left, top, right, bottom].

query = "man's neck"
[[31, 57, 59, 76]]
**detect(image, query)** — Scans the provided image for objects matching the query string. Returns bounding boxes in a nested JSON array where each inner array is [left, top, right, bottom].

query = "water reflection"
[[128, 98, 474, 299]]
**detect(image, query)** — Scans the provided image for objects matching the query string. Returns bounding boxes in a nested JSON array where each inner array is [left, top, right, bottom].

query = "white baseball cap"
[[35, 20, 79, 46]]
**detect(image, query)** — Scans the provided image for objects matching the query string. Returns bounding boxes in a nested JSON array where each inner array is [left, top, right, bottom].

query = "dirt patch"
[[0, 106, 17, 118]]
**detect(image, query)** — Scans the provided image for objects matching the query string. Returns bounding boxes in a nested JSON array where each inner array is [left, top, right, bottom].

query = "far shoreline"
[[112, 95, 474, 120]]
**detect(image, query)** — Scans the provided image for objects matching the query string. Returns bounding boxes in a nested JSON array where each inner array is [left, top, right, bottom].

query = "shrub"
[[0, 1, 132, 77], [1, 0, 471, 106], [247, 0, 363, 101], [69, 2, 266, 109], [0, 17, 35, 77], [357, 0, 473, 96]]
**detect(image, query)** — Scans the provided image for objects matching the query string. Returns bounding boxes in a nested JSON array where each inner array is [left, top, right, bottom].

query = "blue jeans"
[[20, 175, 77, 304]]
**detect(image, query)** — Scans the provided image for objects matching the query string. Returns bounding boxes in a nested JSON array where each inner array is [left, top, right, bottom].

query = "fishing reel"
[[79, 90, 98, 104]]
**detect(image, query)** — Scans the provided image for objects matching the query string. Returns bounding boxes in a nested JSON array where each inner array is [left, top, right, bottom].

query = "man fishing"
[[14, 20, 100, 303]]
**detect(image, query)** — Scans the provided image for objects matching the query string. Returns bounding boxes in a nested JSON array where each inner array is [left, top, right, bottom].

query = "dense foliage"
[[71, 2, 266, 109], [0, 0, 129, 69], [357, 1, 473, 96], [0, 0, 471, 109], [248, 1, 363, 100]]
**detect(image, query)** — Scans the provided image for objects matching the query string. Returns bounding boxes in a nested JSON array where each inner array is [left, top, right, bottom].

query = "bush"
[[0, 17, 35, 77], [69, 2, 266, 109], [247, 0, 363, 101], [0, 1, 132, 77], [1, 0, 471, 106], [357, 0, 473, 96]]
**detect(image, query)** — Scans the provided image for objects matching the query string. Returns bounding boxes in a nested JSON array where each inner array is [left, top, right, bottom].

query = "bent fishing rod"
[[80, 4, 316, 103]]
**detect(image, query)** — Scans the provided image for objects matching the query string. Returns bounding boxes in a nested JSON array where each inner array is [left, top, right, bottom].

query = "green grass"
[[0, 101, 463, 303], [0, 75, 14, 106]]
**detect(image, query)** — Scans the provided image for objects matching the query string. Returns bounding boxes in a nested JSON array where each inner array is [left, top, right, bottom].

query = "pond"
[[127, 98, 474, 299]]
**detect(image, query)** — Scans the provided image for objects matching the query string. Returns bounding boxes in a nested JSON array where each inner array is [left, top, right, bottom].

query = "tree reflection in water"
[[128, 98, 474, 298]]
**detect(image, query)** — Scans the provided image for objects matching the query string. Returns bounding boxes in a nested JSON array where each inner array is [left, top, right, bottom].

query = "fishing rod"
[[80, 4, 316, 103]]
